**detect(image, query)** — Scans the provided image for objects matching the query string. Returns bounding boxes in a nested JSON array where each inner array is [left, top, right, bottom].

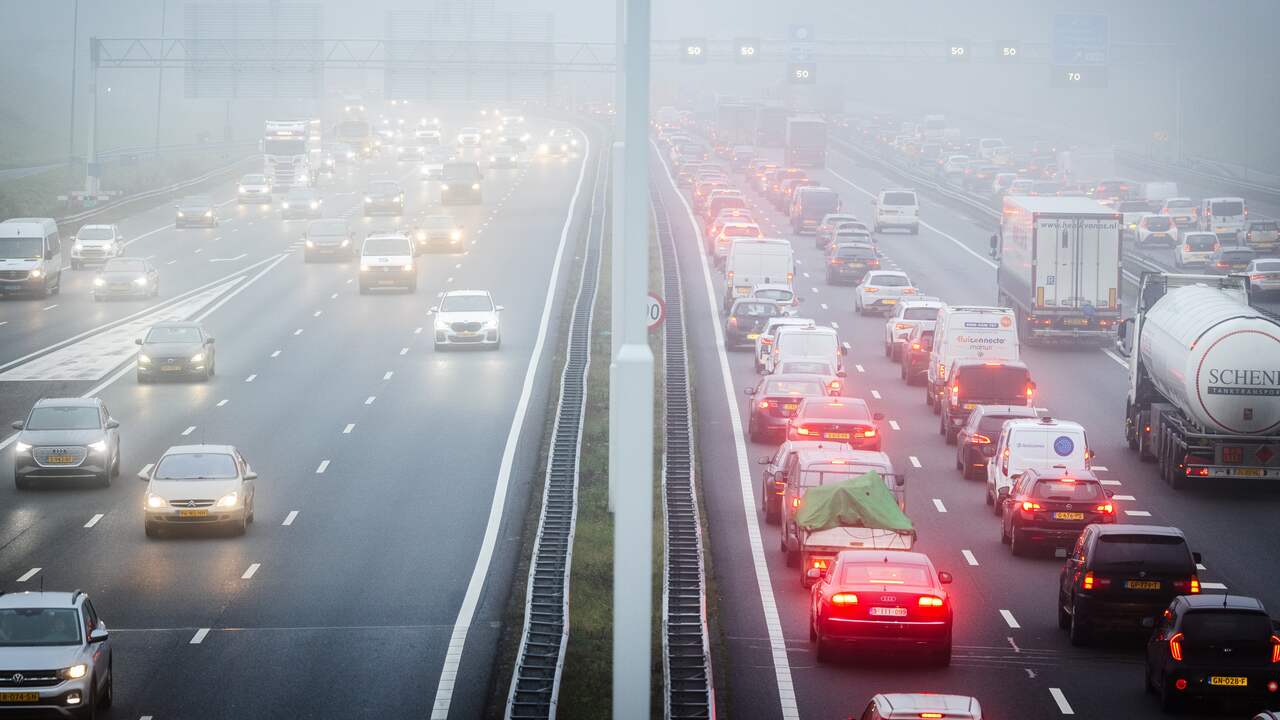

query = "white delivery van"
[[724, 238, 794, 309], [927, 305, 1019, 408], [1200, 197, 1247, 237], [977, 138, 1006, 160], [986, 416, 1091, 510], [768, 325, 846, 375], [0, 217, 63, 297], [874, 189, 919, 235]]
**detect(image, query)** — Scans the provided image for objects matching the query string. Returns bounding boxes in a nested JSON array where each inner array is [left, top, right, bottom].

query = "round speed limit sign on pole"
[[646, 292, 666, 331]]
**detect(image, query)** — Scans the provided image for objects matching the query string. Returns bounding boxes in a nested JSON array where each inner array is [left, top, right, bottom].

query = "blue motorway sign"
[[1052, 14, 1109, 66]]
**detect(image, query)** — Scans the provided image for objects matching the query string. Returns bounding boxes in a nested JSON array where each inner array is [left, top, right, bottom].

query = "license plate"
[[783, 404, 798, 411], [881, 299, 897, 305], [0, 693, 38, 703], [848, 262, 864, 268], [378, 279, 395, 285], [1054, 511, 1085, 520], [178, 509, 209, 518], [1064, 318, 1090, 326], [1124, 580, 1161, 590], [962, 403, 977, 410], [161, 365, 180, 372], [736, 287, 751, 295], [869, 607, 908, 617], [45, 455, 75, 464], [824, 432, 851, 440], [381, 267, 393, 272], [1209, 676, 1248, 687], [747, 333, 760, 340], [1235, 468, 1264, 477], [458, 331, 476, 337]]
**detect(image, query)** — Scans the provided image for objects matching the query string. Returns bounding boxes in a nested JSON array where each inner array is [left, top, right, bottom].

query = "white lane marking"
[[1124, 510, 1152, 517], [166, 260, 176, 265], [365, 396, 376, 405], [42, 304, 58, 311], [1049, 688, 1074, 715], [194, 248, 203, 254], [810, 286, 819, 294], [1092, 466, 1109, 472], [189, 628, 210, 645], [0, 321, 6, 327], [820, 303, 828, 310], [909, 455, 922, 468], [383, 371, 393, 380], [801, 272, 810, 278], [282, 511, 298, 526], [1100, 479, 1122, 486], [870, 389, 881, 399], [855, 364, 865, 373], [1000, 609, 1021, 629], [192, 253, 289, 324], [216, 399, 228, 407], [245, 374, 257, 383], [270, 350, 281, 358], [962, 549, 978, 566], [123, 223, 174, 247], [888, 420, 900, 431], [84, 513, 104, 528], [241, 563, 260, 580], [342, 423, 355, 434], [315, 460, 329, 474], [346, 279, 353, 284], [293, 328, 303, 336], [652, 142, 800, 719], [932, 498, 947, 513], [181, 425, 196, 436], [1103, 349, 1129, 369], [141, 715, 154, 720], [446, 276, 454, 283], [455, 263, 462, 269], [414, 327, 423, 334], [16, 568, 41, 582], [430, 129, 593, 720], [1113, 494, 1136, 501], [209, 253, 247, 263], [1196, 562, 1206, 571], [313, 310, 322, 318], [399, 347, 409, 356], [1201, 581, 1228, 590], [1008, 636, 1022, 653], [330, 293, 338, 300], [830, 321, 839, 330]]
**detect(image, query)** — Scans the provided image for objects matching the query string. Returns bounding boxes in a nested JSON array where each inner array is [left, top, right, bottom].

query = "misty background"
[[0, 0, 1274, 179]]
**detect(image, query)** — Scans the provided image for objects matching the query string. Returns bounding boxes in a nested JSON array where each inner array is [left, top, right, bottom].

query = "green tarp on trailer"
[[795, 470, 914, 532]]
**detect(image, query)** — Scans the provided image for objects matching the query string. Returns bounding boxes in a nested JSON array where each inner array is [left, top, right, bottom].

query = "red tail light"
[[1183, 244, 1192, 252], [758, 401, 770, 409], [760, 337, 773, 345], [795, 426, 813, 436], [895, 323, 911, 330], [1252, 274, 1266, 281], [917, 595, 944, 607], [1271, 635, 1280, 663], [828, 381, 842, 393], [971, 433, 992, 444], [950, 384, 960, 404], [858, 427, 877, 438], [831, 592, 858, 606], [1218, 262, 1229, 268], [868, 259, 880, 267], [910, 342, 921, 351], [1172, 576, 1201, 594], [811, 558, 829, 571], [1026, 384, 1035, 401], [919, 715, 944, 720], [1082, 571, 1110, 590], [728, 317, 738, 327], [791, 497, 801, 510], [1021, 500, 1042, 512], [1169, 632, 1184, 661], [1095, 503, 1114, 514]]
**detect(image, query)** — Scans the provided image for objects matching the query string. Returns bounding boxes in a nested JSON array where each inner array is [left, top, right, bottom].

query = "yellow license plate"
[[161, 365, 181, 372], [824, 432, 851, 440], [0, 693, 38, 702], [1209, 676, 1248, 687], [45, 455, 75, 464], [783, 404, 798, 411], [1054, 511, 1086, 520], [1124, 580, 1161, 590], [178, 509, 209, 518], [882, 299, 897, 304], [747, 333, 760, 340], [962, 403, 977, 410], [1064, 318, 1090, 326], [848, 262, 864, 267], [1235, 468, 1264, 477], [736, 287, 751, 295]]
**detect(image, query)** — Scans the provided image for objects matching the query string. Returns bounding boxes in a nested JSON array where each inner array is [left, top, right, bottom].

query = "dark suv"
[[955, 404, 1038, 480], [1058, 524, 1202, 645], [1000, 466, 1115, 556], [940, 359, 1033, 444], [12, 398, 121, 489], [900, 325, 934, 386], [724, 299, 781, 349]]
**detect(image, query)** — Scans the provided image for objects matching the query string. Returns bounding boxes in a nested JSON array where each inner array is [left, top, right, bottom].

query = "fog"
[[0, 0, 1274, 178]]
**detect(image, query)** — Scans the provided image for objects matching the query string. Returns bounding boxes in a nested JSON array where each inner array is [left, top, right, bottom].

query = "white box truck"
[[991, 196, 1122, 345]]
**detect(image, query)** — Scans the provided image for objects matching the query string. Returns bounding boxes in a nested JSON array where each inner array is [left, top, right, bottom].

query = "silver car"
[[11, 397, 121, 489], [0, 590, 114, 718], [141, 444, 258, 538], [68, 224, 124, 269], [431, 290, 503, 350], [855, 270, 919, 315]]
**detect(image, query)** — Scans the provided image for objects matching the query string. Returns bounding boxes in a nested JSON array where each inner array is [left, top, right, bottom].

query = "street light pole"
[[67, 0, 80, 163], [610, 0, 653, 716], [154, 0, 167, 151], [84, 39, 98, 196], [608, 0, 626, 513]]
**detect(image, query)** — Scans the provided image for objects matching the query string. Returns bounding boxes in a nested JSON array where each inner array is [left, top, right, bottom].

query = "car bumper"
[[175, 216, 215, 226], [305, 243, 352, 257], [0, 680, 94, 717], [876, 216, 917, 228], [93, 285, 148, 298], [441, 188, 482, 204], [15, 458, 109, 482], [862, 298, 900, 312], [416, 236, 464, 252], [1011, 520, 1092, 546], [146, 505, 246, 526], [1073, 594, 1173, 631], [363, 200, 404, 214], [237, 192, 272, 203], [70, 252, 114, 265], [360, 269, 415, 287], [818, 616, 950, 647], [435, 328, 499, 346], [1155, 664, 1280, 700], [137, 361, 207, 378], [749, 412, 791, 434]]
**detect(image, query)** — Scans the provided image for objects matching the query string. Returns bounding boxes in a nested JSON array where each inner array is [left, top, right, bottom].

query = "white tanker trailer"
[[1117, 272, 1280, 488]]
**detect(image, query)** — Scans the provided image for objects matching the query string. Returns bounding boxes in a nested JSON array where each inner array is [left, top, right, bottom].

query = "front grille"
[[169, 499, 214, 508], [79, 247, 107, 258], [0, 669, 61, 688], [451, 321, 483, 333], [0, 270, 29, 280], [33, 446, 88, 468]]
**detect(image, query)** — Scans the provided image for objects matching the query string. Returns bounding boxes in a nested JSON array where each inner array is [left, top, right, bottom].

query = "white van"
[[724, 238, 794, 309], [986, 417, 1091, 510], [1200, 197, 1247, 236], [977, 138, 1006, 160], [0, 217, 63, 297], [873, 189, 919, 235], [767, 325, 846, 375], [927, 305, 1019, 408]]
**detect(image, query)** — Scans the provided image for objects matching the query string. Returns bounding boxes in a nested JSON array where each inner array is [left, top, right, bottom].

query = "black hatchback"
[[724, 299, 781, 349]]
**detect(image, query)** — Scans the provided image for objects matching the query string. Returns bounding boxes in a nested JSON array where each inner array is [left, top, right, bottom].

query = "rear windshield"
[[732, 302, 777, 317], [1251, 222, 1278, 231], [779, 361, 834, 375], [363, 237, 411, 255], [1183, 234, 1217, 250], [765, 379, 824, 397], [1145, 216, 1172, 230], [1254, 260, 1280, 272], [26, 406, 99, 431], [1181, 611, 1272, 645], [1032, 479, 1104, 501], [882, 192, 916, 206], [1221, 250, 1255, 262], [802, 191, 839, 211], [977, 412, 1034, 434], [802, 400, 869, 421], [867, 274, 909, 287], [104, 259, 145, 272], [154, 453, 238, 480], [840, 563, 930, 586], [904, 307, 939, 321], [956, 365, 1030, 398], [755, 288, 793, 301], [1210, 201, 1244, 216], [443, 163, 481, 181], [1093, 534, 1191, 572]]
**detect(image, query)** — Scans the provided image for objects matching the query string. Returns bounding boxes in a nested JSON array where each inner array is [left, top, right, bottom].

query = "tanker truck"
[[1117, 272, 1280, 488]]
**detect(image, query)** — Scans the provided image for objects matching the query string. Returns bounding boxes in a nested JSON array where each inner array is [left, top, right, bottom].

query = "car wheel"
[[955, 451, 964, 472], [814, 632, 833, 663], [765, 499, 780, 526], [14, 476, 28, 490], [200, 368, 211, 382], [97, 471, 110, 489], [931, 637, 952, 667], [1068, 600, 1090, 646], [144, 522, 160, 539], [100, 661, 113, 708], [233, 513, 248, 537], [1158, 678, 1182, 713], [111, 451, 120, 478], [748, 420, 761, 443], [809, 615, 817, 642], [1001, 520, 1011, 545], [1010, 528, 1026, 556], [944, 424, 958, 445], [1057, 595, 1071, 629]]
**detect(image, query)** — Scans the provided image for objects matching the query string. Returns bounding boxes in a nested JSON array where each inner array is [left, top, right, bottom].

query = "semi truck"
[[991, 196, 1122, 345], [756, 105, 789, 147], [784, 116, 827, 167], [1118, 272, 1280, 489], [263, 120, 312, 189], [715, 101, 757, 146]]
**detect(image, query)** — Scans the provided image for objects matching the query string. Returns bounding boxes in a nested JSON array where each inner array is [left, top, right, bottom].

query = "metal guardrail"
[[54, 154, 256, 225], [651, 184, 715, 719], [1114, 149, 1280, 202], [505, 140, 606, 720]]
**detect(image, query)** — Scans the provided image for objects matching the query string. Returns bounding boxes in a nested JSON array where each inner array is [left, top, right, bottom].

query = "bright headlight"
[[14, 441, 31, 453], [281, 202, 290, 209], [538, 144, 549, 154], [305, 239, 315, 248], [450, 230, 462, 240], [204, 210, 213, 217], [134, 276, 148, 286], [340, 239, 349, 247], [471, 183, 480, 190], [62, 664, 87, 680], [309, 202, 319, 209], [360, 264, 372, 272], [30, 269, 43, 279], [93, 277, 105, 287], [402, 263, 414, 271], [215, 492, 239, 508], [364, 196, 373, 203], [238, 185, 247, 192], [88, 440, 108, 453], [190, 353, 205, 363], [177, 211, 185, 217], [570, 138, 579, 147], [490, 156, 496, 162], [138, 354, 151, 364], [146, 493, 166, 509], [440, 184, 450, 191]]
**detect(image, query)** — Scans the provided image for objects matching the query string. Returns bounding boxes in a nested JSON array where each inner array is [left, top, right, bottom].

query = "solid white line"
[[932, 498, 947, 513], [84, 513, 104, 528], [1103, 349, 1129, 369], [962, 549, 978, 566], [909, 455, 922, 468], [651, 142, 800, 719], [1049, 688, 1074, 715], [216, 399, 228, 407], [141, 463, 154, 476], [342, 423, 355, 434], [855, 364, 865, 373], [192, 254, 288, 324], [270, 350, 280, 358], [365, 396, 376, 405], [330, 293, 338, 299], [430, 128, 593, 720], [382, 371, 393, 380], [181, 425, 196, 436], [1000, 609, 1021, 629], [1092, 465, 1110, 472], [1201, 581, 1228, 590], [189, 628, 210, 645], [17, 568, 41, 582], [399, 347, 409, 356], [1125, 510, 1152, 517], [282, 511, 298, 526], [194, 248, 203, 254], [889, 420, 900, 431], [315, 460, 329, 474], [245, 374, 257, 382], [123, 223, 174, 247], [42, 304, 58, 311], [241, 563, 260, 580], [414, 327, 423, 334], [870, 389, 881, 399]]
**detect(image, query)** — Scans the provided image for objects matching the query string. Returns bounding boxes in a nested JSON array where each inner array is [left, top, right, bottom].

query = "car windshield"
[[76, 227, 114, 241], [308, 220, 347, 236], [800, 465, 886, 488], [441, 295, 493, 312], [802, 401, 869, 421], [26, 405, 99, 430], [1210, 201, 1244, 216], [868, 274, 910, 287], [803, 192, 839, 212], [103, 259, 145, 273], [956, 365, 1030, 398], [1145, 217, 1172, 230], [1184, 235, 1217, 250], [1093, 534, 1190, 572], [840, 563, 930, 587], [154, 453, 238, 480], [145, 326, 201, 343], [369, 182, 400, 194], [836, 246, 875, 260], [0, 608, 81, 646], [1255, 261, 1280, 272], [732, 302, 777, 317], [779, 362, 834, 375], [765, 379, 824, 396], [903, 307, 939, 321], [423, 216, 454, 229], [241, 175, 266, 184], [754, 288, 793, 301], [1031, 479, 1104, 501], [1181, 611, 1272, 645], [363, 237, 411, 255], [443, 163, 481, 182], [1252, 222, 1278, 231], [0, 237, 43, 259]]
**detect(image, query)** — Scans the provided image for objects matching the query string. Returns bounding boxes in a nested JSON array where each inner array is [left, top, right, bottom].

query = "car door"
[[989, 428, 1010, 494]]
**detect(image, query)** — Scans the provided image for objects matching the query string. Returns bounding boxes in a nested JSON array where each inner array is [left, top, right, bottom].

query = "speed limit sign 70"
[[646, 292, 666, 331]]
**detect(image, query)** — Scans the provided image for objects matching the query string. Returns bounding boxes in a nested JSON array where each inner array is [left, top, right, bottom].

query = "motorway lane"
[[0, 122, 595, 718], [666, 135, 1273, 718]]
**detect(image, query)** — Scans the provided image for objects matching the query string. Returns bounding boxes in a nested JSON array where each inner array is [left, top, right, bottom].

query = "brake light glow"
[[971, 433, 991, 444], [792, 497, 801, 509], [796, 427, 812, 436], [911, 342, 921, 351], [895, 323, 911, 330], [1082, 571, 1110, 590], [919, 714, 944, 720], [1021, 500, 1042, 512], [917, 595, 944, 607], [950, 384, 959, 404], [1095, 503, 1114, 514], [1169, 632, 1184, 661], [858, 428, 877, 438], [1271, 635, 1280, 663], [1026, 384, 1035, 401], [831, 592, 859, 605], [828, 381, 842, 393], [811, 558, 829, 570], [758, 401, 770, 409]]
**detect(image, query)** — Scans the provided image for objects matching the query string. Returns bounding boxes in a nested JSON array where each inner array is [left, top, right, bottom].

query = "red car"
[[786, 397, 882, 450], [745, 374, 829, 442], [809, 550, 954, 664]]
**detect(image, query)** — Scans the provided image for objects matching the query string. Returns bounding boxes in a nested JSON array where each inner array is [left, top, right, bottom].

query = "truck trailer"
[[784, 116, 827, 167]]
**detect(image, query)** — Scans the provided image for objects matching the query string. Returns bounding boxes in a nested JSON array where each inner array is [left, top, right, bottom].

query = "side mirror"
[[137, 468, 151, 481], [205, 337, 215, 345], [895, 475, 906, 487], [1193, 551, 1203, 564], [757, 456, 771, 465], [836, 370, 847, 378], [135, 338, 143, 346], [10, 420, 23, 430], [938, 571, 954, 585], [45, 249, 55, 260], [89, 622, 109, 643], [105, 419, 120, 430], [429, 307, 439, 314], [496, 305, 505, 312], [744, 387, 756, 396], [245, 471, 258, 480], [872, 412, 885, 421]]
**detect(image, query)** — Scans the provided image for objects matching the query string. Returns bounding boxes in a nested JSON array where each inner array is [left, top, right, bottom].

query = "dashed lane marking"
[[181, 426, 196, 436], [1049, 688, 1074, 715], [283, 511, 298, 526], [241, 563, 260, 580], [343, 423, 355, 434], [1000, 609, 1021, 629], [399, 347, 409, 356], [1091, 466, 1109, 472], [294, 328, 304, 336], [84, 513, 104, 528], [313, 310, 322, 317], [820, 303, 828, 310], [1114, 494, 1135, 501], [888, 420, 900, 430], [365, 396, 376, 405], [1201, 581, 1228, 590], [870, 390, 880, 399], [383, 371, 393, 380], [932, 498, 947, 513], [855, 364, 865, 373], [42, 304, 58, 311], [189, 628, 210, 645], [216, 399, 228, 407], [270, 350, 281, 358], [315, 460, 329, 474], [1124, 510, 1152, 517], [909, 456, 922, 468], [962, 549, 978, 566], [16, 568, 41, 582], [1100, 479, 1121, 486], [245, 374, 257, 383]]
